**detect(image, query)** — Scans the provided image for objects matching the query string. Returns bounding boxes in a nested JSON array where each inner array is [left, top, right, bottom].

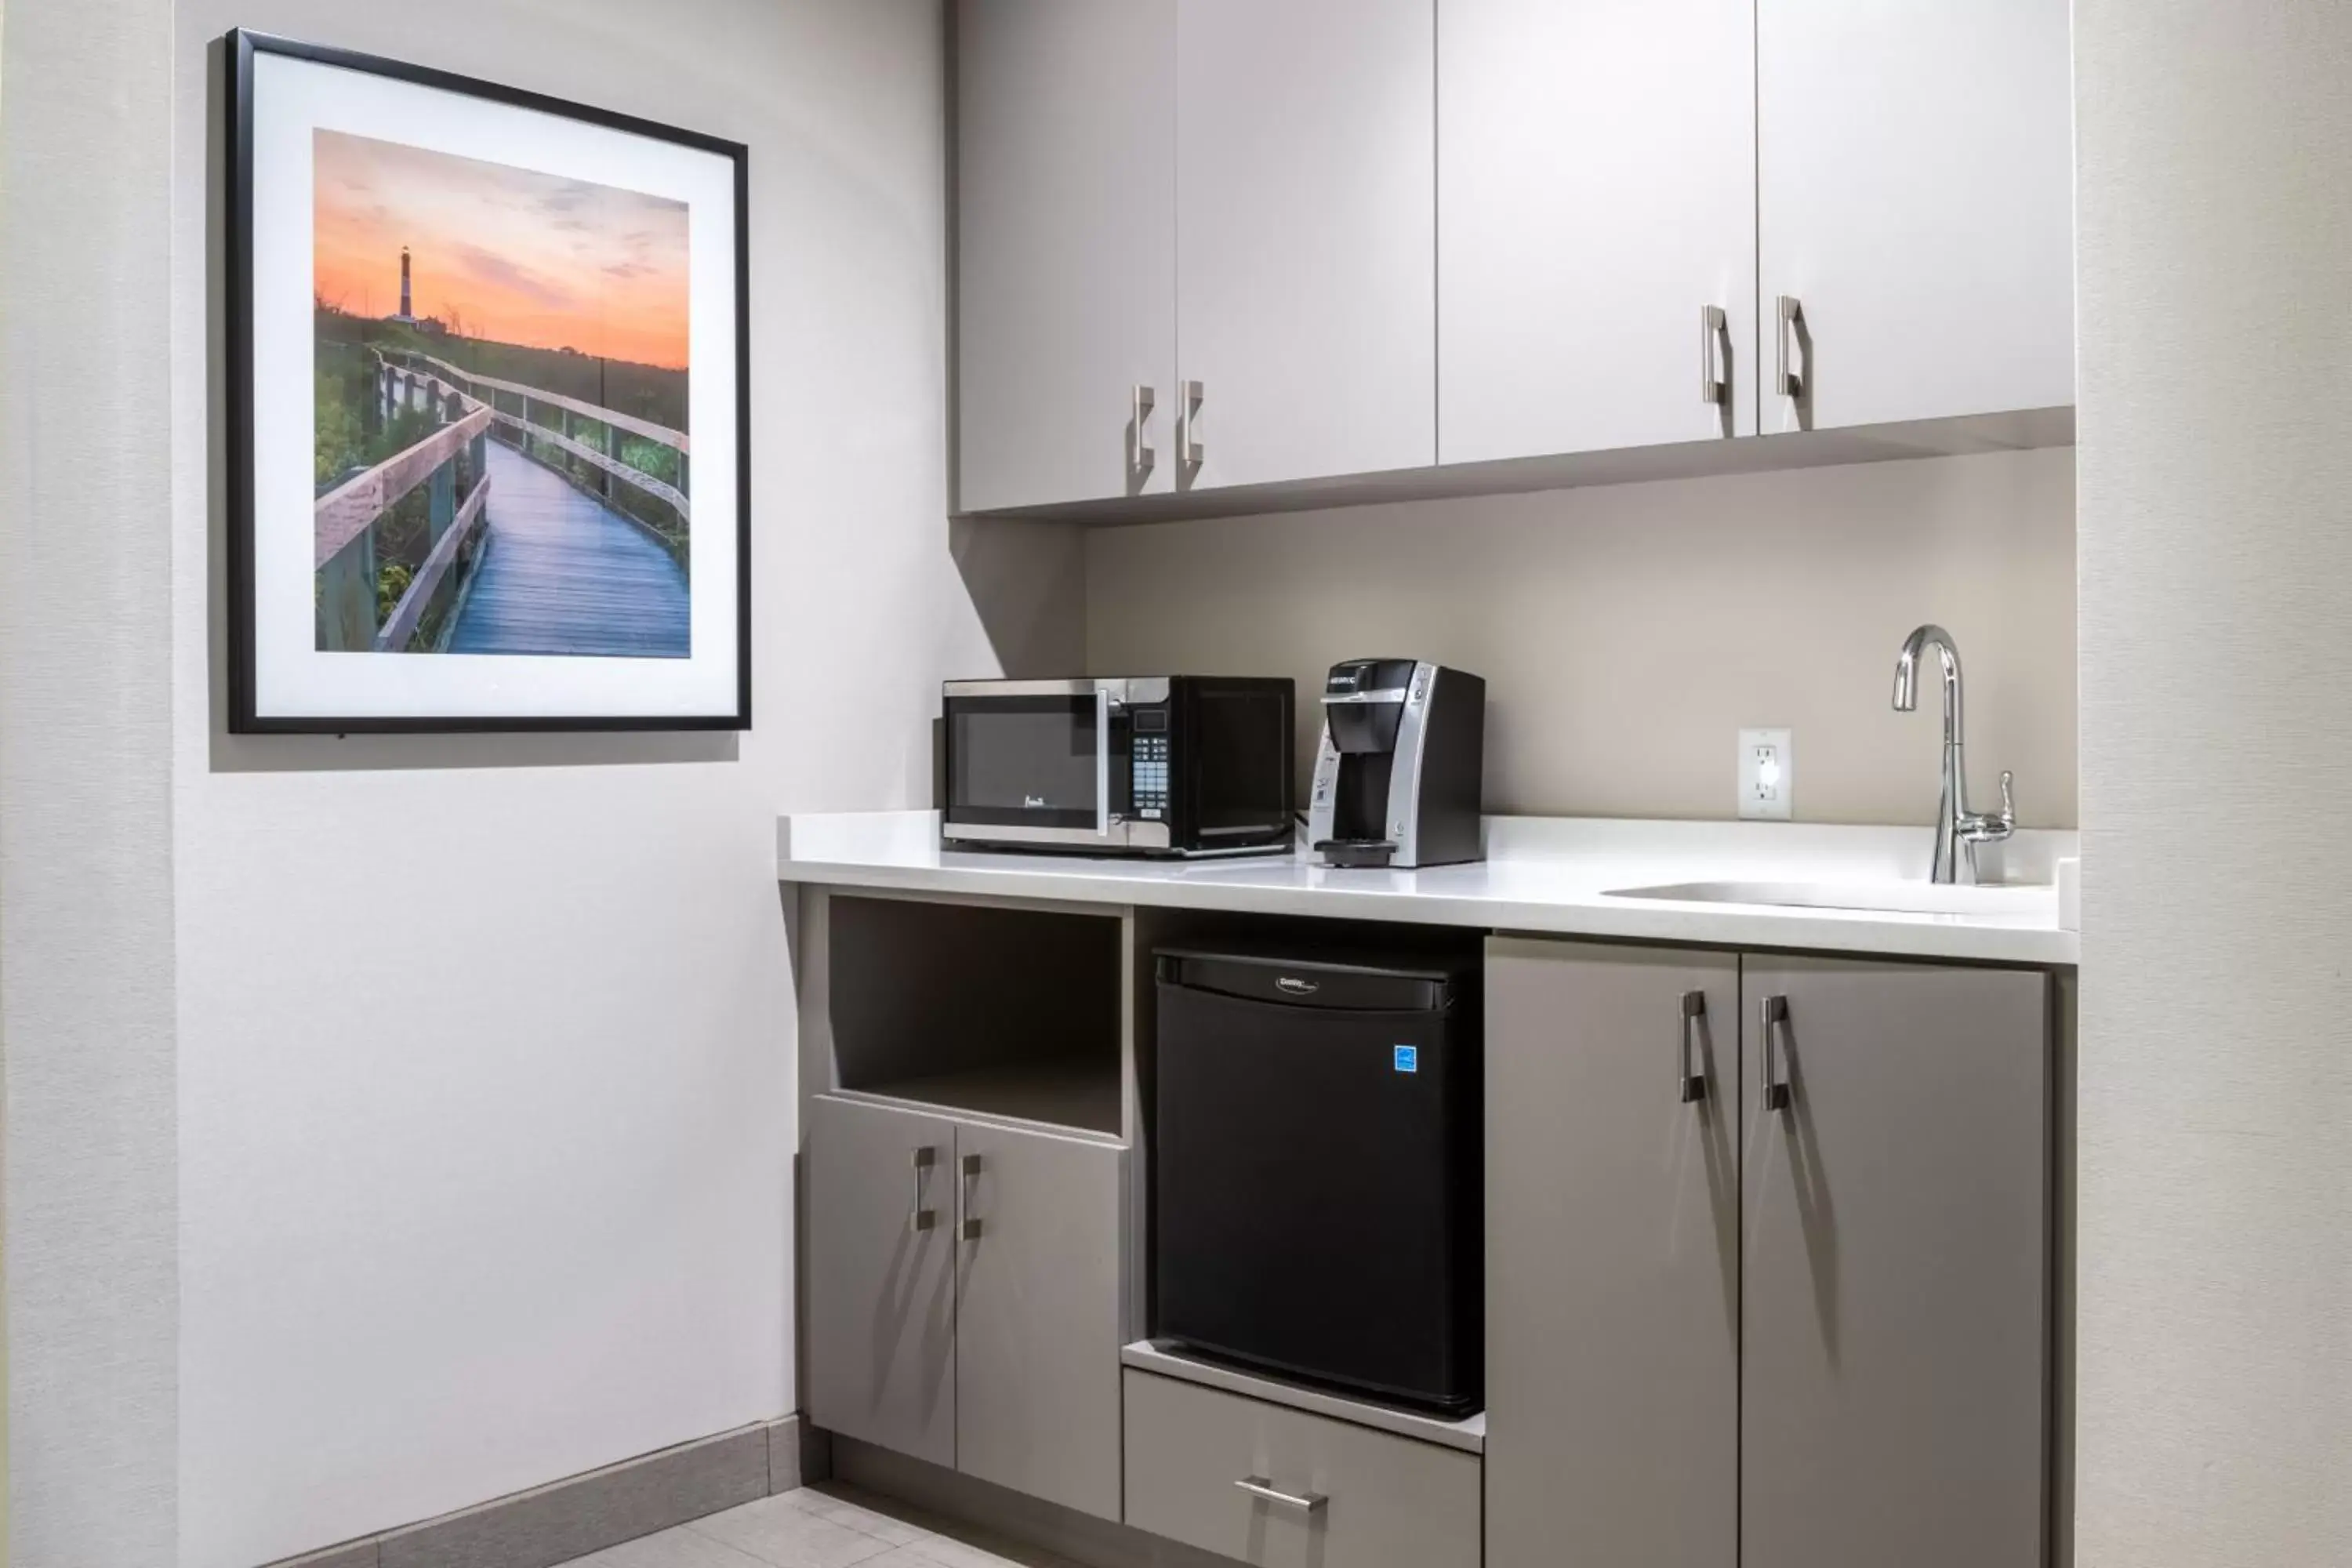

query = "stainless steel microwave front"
[[940, 678, 1173, 852]]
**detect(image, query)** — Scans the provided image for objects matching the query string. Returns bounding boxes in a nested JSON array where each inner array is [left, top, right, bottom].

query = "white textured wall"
[[0, 0, 180, 1563], [2075, 4, 2352, 1565], [1089, 449, 2078, 826], [159, 3, 994, 1566]]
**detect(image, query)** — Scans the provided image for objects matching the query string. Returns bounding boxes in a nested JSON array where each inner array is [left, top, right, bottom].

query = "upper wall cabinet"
[[956, 0, 1178, 514], [1756, 0, 2075, 432], [1174, 0, 1437, 490], [956, 0, 2074, 516], [1439, 0, 1758, 463]]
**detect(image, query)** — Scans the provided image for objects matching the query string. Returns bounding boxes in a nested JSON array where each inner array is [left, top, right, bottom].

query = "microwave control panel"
[[1130, 706, 1171, 820]]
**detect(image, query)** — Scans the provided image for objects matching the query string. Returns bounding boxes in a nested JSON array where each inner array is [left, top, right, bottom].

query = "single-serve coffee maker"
[[1306, 659, 1486, 869]]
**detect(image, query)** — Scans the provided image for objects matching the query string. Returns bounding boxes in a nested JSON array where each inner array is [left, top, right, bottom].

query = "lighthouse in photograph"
[[386, 245, 419, 325]]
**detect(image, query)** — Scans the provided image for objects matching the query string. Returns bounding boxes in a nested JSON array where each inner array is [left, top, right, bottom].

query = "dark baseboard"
[[831, 1434, 1230, 1568], [267, 1415, 811, 1568]]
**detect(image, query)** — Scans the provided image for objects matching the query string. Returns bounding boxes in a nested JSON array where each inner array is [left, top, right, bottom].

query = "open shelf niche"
[[823, 894, 1123, 1138]]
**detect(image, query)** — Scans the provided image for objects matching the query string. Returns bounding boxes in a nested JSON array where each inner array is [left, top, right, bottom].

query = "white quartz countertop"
[[776, 811, 2080, 967]]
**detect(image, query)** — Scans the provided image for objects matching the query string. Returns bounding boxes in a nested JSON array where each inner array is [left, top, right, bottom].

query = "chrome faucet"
[[1892, 625, 2015, 884]]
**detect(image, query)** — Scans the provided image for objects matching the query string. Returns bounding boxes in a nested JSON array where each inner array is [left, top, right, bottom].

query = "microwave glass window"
[[948, 695, 1101, 829], [1191, 688, 1290, 835]]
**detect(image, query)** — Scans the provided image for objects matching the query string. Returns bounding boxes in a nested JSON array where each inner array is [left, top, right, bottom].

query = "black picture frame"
[[225, 28, 752, 734]]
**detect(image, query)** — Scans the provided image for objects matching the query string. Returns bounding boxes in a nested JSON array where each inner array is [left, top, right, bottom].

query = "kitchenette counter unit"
[[776, 810, 2078, 966]]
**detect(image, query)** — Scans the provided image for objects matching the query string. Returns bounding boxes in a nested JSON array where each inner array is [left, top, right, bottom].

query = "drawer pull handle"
[[1235, 1476, 1327, 1514]]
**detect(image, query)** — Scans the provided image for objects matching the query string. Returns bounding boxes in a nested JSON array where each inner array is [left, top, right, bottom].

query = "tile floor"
[[552, 1483, 1080, 1568]]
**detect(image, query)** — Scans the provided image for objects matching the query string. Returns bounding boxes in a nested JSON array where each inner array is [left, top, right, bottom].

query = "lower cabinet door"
[[1483, 938, 1739, 1568], [1741, 956, 2052, 1568], [953, 1121, 1127, 1521], [1123, 1370, 1481, 1568], [804, 1094, 958, 1468]]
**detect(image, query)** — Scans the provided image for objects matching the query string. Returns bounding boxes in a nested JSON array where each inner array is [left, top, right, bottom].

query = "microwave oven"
[[942, 677, 1296, 857]]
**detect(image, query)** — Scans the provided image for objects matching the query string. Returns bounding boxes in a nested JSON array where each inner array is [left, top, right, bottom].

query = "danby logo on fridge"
[[1393, 1045, 1419, 1073], [1276, 976, 1320, 997]]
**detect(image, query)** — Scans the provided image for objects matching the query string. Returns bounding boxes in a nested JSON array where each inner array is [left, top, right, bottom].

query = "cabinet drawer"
[[1121, 1370, 1480, 1568]]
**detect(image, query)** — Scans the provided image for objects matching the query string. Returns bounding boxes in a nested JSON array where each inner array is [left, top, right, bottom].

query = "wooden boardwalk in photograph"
[[447, 441, 691, 658]]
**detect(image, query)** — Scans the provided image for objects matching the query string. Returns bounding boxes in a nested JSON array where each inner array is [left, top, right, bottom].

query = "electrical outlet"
[[1739, 728, 1793, 820]]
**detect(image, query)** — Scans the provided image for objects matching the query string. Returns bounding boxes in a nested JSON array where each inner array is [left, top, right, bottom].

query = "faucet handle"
[[1962, 771, 2016, 844]]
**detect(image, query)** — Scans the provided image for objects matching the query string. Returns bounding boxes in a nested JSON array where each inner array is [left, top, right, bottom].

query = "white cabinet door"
[[1757, 0, 2074, 433], [957, 0, 1176, 512], [1175, 0, 1436, 489], [1439, 0, 1756, 463]]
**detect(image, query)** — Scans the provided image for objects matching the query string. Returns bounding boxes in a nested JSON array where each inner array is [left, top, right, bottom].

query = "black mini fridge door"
[[1153, 948, 1482, 1414]]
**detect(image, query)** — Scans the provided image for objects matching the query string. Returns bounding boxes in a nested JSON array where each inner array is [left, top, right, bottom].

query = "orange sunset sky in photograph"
[[313, 129, 691, 371]]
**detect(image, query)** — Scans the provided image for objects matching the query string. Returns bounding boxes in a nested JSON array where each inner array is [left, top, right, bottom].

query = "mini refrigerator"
[[1152, 943, 1482, 1414]]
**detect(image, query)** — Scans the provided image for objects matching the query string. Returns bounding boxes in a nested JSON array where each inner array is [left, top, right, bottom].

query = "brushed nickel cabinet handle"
[[1761, 994, 1793, 1111], [1178, 379, 1205, 466], [1775, 295, 1806, 400], [1699, 305, 1730, 406], [1131, 383, 1156, 477], [1235, 1477, 1327, 1513], [1679, 989, 1709, 1104], [960, 1152, 984, 1240], [907, 1145, 937, 1234]]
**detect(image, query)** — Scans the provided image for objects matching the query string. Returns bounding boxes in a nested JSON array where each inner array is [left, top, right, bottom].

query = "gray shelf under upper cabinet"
[[960, 387, 2072, 528], [1120, 1339, 1485, 1455]]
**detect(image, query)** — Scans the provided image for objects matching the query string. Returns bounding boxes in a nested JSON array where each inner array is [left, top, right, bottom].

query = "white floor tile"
[[561, 1525, 772, 1568], [902, 1529, 1079, 1568], [782, 1485, 930, 1547], [687, 1494, 904, 1568]]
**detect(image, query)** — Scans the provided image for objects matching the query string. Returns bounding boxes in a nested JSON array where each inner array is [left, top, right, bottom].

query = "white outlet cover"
[[1740, 728, 1793, 821]]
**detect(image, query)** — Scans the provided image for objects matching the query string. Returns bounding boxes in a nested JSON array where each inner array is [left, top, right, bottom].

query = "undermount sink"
[[1606, 880, 2056, 917]]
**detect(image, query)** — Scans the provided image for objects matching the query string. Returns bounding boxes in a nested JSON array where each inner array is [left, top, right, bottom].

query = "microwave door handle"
[[1096, 687, 1112, 837]]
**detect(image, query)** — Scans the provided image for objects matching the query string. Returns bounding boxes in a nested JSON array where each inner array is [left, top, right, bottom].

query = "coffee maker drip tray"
[[1314, 839, 1399, 869]]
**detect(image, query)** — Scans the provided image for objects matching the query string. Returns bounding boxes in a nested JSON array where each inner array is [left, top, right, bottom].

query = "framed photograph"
[[225, 30, 750, 732]]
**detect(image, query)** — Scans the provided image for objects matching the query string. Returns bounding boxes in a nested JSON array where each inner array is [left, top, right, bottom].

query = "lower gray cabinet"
[[1484, 939, 1738, 1568], [954, 1120, 1127, 1520], [1741, 955, 2051, 1568], [1123, 1370, 1482, 1568], [805, 1094, 958, 1467], [804, 1093, 1127, 1521], [1485, 940, 2053, 1568]]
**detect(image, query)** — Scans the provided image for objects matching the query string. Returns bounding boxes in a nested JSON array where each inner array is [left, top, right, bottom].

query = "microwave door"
[[943, 682, 1116, 845]]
